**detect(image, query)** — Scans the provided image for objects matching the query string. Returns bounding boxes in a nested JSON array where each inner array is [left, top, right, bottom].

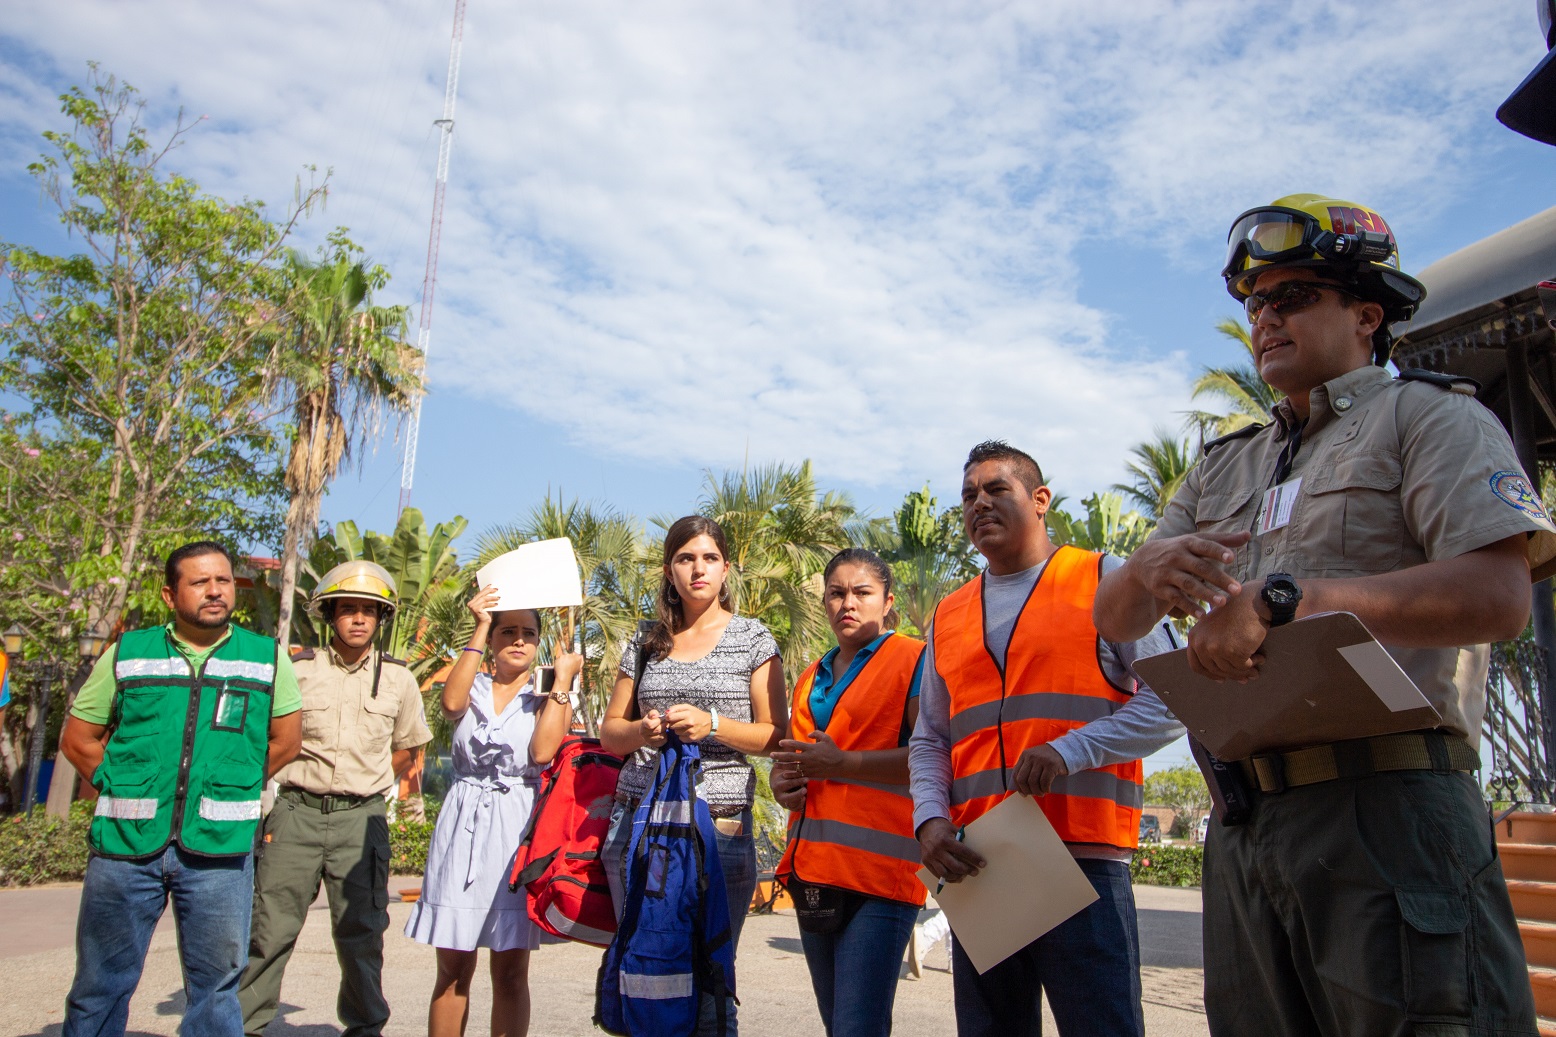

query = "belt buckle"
[[319, 795, 335, 815], [1252, 753, 1287, 795]]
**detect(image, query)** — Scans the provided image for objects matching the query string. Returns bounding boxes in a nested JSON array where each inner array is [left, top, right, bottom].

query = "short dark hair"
[[963, 440, 1045, 492], [164, 541, 234, 588]]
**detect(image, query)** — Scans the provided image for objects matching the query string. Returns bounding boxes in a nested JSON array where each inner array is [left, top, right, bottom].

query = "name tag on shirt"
[[1257, 478, 1302, 536]]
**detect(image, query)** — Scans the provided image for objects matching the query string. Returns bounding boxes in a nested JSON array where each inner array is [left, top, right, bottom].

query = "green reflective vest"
[[90, 624, 278, 859]]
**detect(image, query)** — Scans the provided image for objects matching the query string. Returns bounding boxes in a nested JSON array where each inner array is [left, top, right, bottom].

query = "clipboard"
[[1131, 612, 1441, 761]]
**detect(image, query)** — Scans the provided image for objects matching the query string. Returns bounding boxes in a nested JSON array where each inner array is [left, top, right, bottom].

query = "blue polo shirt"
[[0, 672, 8, 710], [808, 631, 924, 733]]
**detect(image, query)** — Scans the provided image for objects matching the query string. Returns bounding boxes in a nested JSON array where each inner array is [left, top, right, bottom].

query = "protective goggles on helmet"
[[1223, 206, 1396, 290], [1243, 281, 1361, 324]]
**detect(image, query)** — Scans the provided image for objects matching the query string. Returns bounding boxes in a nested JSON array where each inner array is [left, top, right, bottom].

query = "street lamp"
[[12, 625, 97, 815]]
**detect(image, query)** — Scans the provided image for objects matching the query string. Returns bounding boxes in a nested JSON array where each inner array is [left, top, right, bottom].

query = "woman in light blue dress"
[[405, 586, 581, 1037]]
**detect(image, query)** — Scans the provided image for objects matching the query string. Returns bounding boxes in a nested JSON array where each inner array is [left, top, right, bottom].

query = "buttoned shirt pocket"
[[361, 690, 399, 743], [1194, 485, 1260, 575], [300, 701, 335, 749], [1302, 451, 1404, 574]]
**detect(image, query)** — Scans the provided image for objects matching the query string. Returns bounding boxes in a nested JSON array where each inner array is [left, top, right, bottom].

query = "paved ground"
[[0, 880, 1207, 1036]]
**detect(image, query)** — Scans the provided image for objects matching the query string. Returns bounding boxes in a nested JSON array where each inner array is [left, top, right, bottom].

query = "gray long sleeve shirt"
[[908, 553, 1183, 859]]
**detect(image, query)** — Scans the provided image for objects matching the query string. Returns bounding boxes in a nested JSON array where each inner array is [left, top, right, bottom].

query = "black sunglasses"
[[1244, 281, 1361, 324]]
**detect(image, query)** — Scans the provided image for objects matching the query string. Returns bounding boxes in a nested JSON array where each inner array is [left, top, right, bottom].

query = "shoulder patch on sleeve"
[[290, 647, 315, 661], [1396, 368, 1480, 396], [1490, 470, 1552, 522], [380, 654, 408, 667], [1204, 422, 1265, 453]]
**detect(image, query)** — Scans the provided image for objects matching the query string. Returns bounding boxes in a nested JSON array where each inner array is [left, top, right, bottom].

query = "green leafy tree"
[[0, 70, 322, 638], [1112, 430, 1197, 521], [1048, 492, 1152, 557], [0, 69, 325, 812], [1185, 318, 1279, 439], [884, 485, 979, 635], [1143, 765, 1212, 839], [272, 236, 420, 642]]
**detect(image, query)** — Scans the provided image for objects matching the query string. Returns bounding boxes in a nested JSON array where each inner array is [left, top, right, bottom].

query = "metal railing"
[[1484, 640, 1556, 807]]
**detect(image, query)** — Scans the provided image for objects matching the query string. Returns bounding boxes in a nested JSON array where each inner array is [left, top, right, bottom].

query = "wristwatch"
[[1261, 573, 1302, 627]]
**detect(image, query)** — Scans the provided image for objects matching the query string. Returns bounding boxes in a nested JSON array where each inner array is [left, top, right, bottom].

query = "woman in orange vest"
[[773, 548, 927, 1037]]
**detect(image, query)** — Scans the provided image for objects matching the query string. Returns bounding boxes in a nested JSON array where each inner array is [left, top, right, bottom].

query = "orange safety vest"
[[777, 632, 928, 907], [934, 546, 1142, 849]]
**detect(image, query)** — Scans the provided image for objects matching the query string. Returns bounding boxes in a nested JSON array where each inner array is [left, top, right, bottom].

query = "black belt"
[[280, 786, 378, 814], [1238, 731, 1477, 794]]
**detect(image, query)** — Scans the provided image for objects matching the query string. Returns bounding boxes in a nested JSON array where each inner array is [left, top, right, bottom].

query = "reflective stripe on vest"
[[777, 632, 928, 907], [934, 547, 1143, 848], [95, 796, 159, 820]]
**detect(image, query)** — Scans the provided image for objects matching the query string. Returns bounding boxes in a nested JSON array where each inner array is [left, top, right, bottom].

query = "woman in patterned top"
[[600, 514, 788, 1036]]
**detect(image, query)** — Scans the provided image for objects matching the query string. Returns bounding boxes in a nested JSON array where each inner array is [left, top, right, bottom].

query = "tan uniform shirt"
[[1152, 364, 1556, 745], [273, 645, 434, 797]]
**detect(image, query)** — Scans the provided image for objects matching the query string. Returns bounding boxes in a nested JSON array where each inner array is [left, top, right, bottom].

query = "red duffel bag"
[[508, 736, 625, 947]]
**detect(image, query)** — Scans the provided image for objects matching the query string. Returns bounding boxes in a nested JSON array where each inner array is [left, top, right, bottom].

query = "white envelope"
[[474, 538, 585, 612]]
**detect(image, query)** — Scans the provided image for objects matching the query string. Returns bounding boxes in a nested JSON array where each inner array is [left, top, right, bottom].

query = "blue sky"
[[4, 2, 1556, 770]]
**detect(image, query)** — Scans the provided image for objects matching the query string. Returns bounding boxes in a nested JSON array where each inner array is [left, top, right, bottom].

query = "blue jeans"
[[800, 897, 919, 1037], [64, 845, 255, 1037], [951, 858, 1142, 1037], [606, 800, 756, 1036]]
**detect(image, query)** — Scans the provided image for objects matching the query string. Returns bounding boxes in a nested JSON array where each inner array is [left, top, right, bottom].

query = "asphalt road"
[[1, 880, 1208, 1036]]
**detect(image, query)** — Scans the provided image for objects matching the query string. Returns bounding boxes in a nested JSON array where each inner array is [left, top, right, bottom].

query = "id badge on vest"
[[1256, 477, 1302, 536], [212, 683, 250, 732]]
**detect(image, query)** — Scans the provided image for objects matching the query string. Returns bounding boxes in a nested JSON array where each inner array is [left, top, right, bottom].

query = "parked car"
[[1196, 814, 1210, 843], [1138, 814, 1161, 844]]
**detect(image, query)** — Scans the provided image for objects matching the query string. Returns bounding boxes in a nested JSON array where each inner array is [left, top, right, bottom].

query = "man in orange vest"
[[910, 440, 1182, 1037]]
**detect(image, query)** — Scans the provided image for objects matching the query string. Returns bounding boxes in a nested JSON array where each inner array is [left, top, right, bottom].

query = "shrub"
[[1131, 843, 1202, 887], [389, 814, 437, 875], [0, 802, 94, 887]]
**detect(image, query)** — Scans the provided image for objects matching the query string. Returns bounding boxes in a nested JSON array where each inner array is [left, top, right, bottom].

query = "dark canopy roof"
[[1392, 206, 1556, 462]]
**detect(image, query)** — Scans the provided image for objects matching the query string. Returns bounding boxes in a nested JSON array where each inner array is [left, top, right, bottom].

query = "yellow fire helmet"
[[309, 559, 398, 618], [1222, 193, 1427, 324]]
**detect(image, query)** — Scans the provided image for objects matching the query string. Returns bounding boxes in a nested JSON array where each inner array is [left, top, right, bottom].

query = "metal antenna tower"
[[399, 0, 468, 514]]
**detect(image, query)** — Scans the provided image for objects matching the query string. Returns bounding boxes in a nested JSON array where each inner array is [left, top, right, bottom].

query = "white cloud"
[[0, 0, 1540, 501]]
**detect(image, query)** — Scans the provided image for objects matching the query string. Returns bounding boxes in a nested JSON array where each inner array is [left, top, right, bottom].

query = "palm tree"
[[1185, 318, 1279, 440], [1112, 430, 1197, 521], [696, 461, 856, 676], [271, 237, 420, 643]]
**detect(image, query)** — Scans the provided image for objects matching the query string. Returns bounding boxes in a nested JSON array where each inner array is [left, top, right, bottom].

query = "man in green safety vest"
[[58, 541, 302, 1037]]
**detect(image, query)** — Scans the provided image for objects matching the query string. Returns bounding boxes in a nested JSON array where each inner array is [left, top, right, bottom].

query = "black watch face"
[[1266, 587, 1299, 608]]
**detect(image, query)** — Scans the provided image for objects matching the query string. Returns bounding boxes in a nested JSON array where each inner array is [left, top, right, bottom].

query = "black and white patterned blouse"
[[615, 615, 781, 815]]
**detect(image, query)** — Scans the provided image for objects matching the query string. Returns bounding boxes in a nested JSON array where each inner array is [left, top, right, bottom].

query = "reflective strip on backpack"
[[198, 797, 263, 822], [95, 796, 159, 820], [798, 816, 922, 863], [545, 902, 613, 945], [204, 659, 276, 683], [114, 657, 190, 680], [648, 798, 692, 825], [619, 971, 694, 1000]]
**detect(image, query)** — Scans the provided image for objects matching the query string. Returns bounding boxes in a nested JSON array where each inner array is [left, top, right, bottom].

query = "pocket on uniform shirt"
[[362, 692, 399, 741], [1302, 452, 1404, 574]]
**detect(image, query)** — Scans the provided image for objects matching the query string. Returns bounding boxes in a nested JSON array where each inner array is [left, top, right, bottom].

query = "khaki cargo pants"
[[237, 791, 391, 1037], [1203, 769, 1536, 1036]]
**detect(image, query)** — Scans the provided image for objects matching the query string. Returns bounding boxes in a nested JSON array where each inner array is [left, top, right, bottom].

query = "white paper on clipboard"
[[474, 538, 584, 611]]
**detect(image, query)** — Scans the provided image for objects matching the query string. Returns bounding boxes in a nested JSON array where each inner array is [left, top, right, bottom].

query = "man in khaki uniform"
[[1095, 193, 1556, 1036], [238, 561, 433, 1037]]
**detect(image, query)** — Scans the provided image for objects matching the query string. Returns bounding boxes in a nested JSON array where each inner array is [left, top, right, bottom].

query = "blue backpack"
[[595, 735, 737, 1036]]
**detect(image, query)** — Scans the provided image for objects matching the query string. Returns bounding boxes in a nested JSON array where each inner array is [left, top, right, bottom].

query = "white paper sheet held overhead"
[[474, 538, 584, 612]]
